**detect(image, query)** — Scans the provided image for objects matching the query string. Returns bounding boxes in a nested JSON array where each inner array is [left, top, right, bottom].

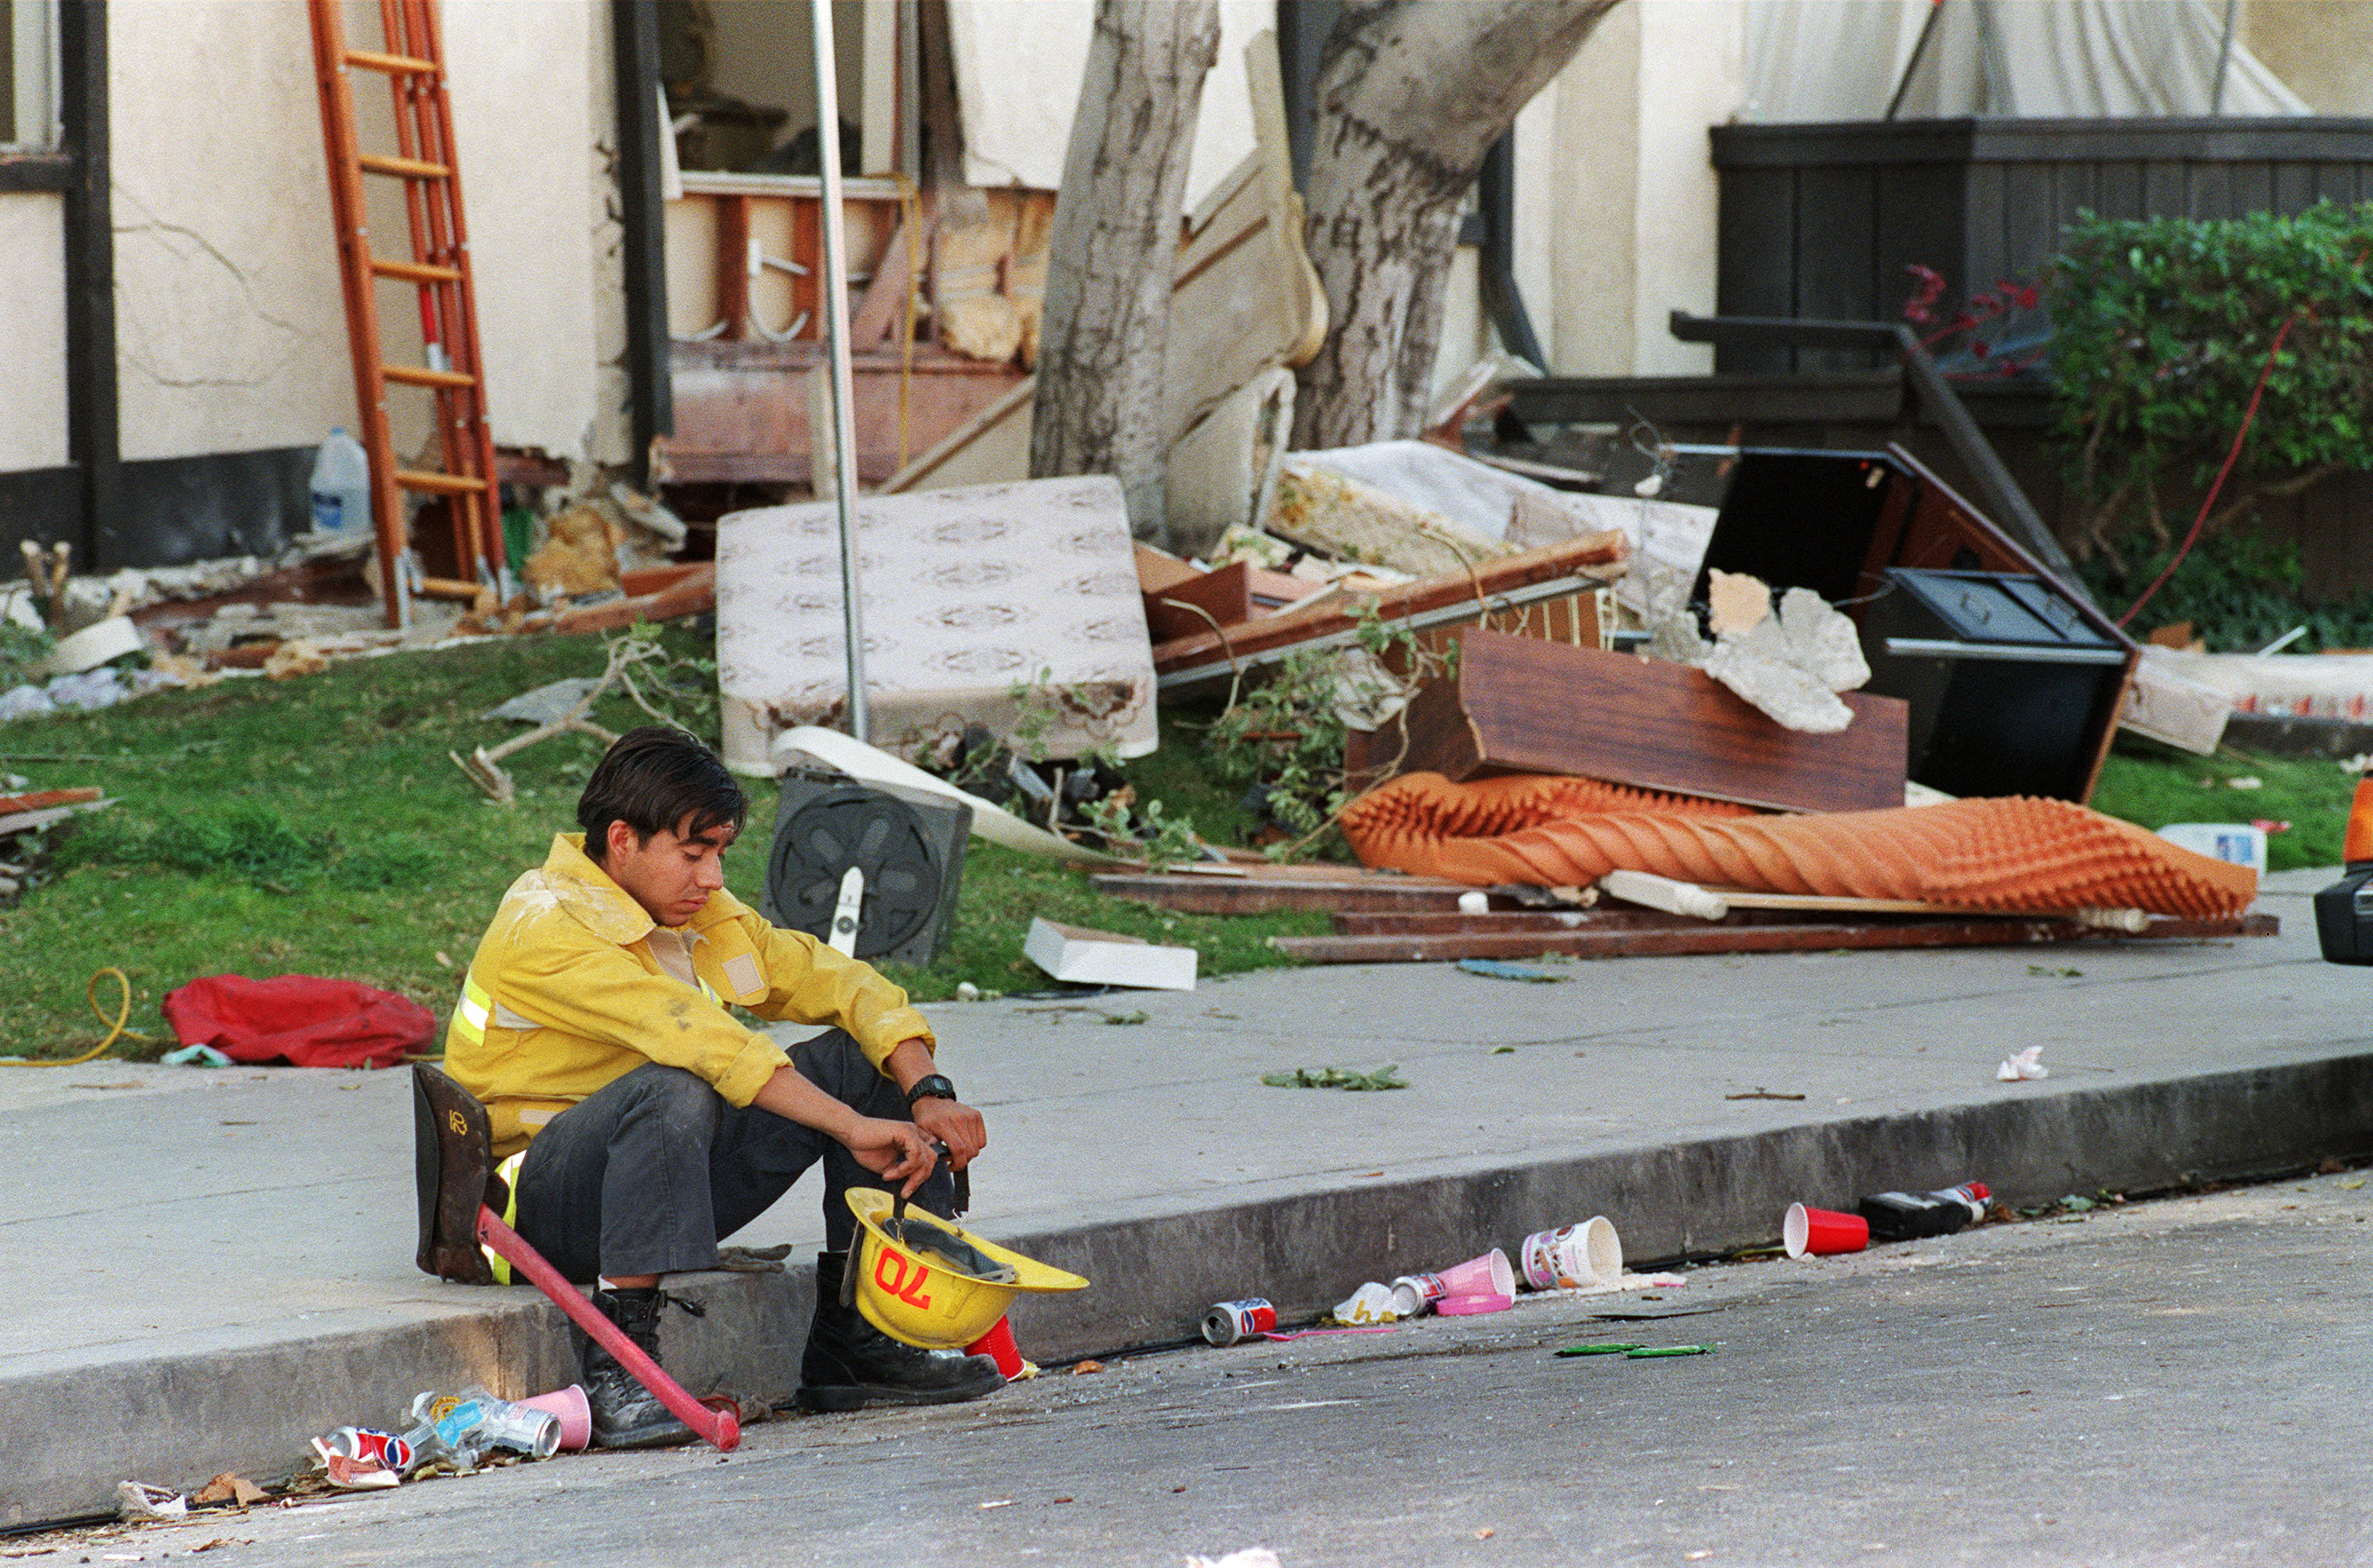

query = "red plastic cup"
[[965, 1315, 1026, 1379], [1785, 1202, 1870, 1259]]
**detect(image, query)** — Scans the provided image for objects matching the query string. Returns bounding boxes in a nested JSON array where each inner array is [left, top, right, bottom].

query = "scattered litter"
[[2226, 776, 2263, 790], [1725, 1088, 1805, 1101], [1185, 1550, 1282, 1568], [481, 677, 605, 726], [1331, 1281, 1399, 1325], [979, 1499, 1013, 1509], [1102, 1009, 1150, 1025], [188, 1473, 268, 1508], [115, 1481, 188, 1521], [1556, 1342, 1644, 1356], [161, 1044, 232, 1069], [1203, 1299, 1277, 1346], [2026, 964, 2082, 978], [1455, 958, 1567, 983], [1457, 890, 1489, 915], [1998, 1045, 2050, 1081], [1859, 1182, 1988, 1241], [1259, 1064, 1406, 1091], [1070, 1360, 1105, 1376], [1624, 1345, 1713, 1359], [1437, 1291, 1514, 1316], [1491, 1046, 1517, 1055], [2060, 1194, 2097, 1213], [1389, 1273, 1446, 1318], [1522, 1218, 1620, 1292], [309, 1438, 400, 1491], [2343, 1178, 2367, 1191], [2156, 821, 2269, 874], [1784, 1202, 1869, 1258]]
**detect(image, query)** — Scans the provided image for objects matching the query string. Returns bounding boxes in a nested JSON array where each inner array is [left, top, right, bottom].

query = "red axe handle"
[[475, 1206, 741, 1453]]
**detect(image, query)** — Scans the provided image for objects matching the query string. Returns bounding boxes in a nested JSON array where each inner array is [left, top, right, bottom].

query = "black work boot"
[[796, 1251, 1005, 1412], [580, 1286, 699, 1449]]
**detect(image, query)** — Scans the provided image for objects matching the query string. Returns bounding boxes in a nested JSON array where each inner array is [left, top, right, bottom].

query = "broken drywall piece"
[[1024, 916, 1198, 991], [1700, 582, 1872, 734]]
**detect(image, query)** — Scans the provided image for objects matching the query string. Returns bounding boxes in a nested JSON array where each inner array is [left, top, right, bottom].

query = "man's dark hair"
[[577, 726, 747, 861]]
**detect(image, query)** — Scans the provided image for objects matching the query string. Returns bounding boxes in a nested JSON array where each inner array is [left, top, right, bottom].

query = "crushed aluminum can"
[[324, 1426, 414, 1473]]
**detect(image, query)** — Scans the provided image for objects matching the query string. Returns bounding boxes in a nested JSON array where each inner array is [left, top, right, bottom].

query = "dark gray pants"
[[511, 1030, 951, 1284]]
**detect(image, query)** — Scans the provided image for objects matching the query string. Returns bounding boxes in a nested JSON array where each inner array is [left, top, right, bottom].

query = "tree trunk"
[[1295, 0, 1618, 449], [1031, 0, 1220, 545]]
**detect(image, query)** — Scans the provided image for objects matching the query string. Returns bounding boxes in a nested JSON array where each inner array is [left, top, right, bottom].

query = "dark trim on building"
[[0, 153, 73, 192], [1714, 115, 2373, 169], [611, 0, 672, 488], [59, 0, 118, 568]]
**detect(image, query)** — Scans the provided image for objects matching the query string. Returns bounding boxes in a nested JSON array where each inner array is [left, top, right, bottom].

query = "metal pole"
[[813, 0, 870, 742], [2210, 0, 2238, 115]]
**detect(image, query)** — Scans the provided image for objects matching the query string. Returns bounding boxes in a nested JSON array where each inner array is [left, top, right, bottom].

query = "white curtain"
[[1741, 0, 2309, 120]]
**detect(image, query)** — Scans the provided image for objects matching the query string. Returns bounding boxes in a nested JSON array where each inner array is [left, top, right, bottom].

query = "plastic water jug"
[[309, 426, 371, 533]]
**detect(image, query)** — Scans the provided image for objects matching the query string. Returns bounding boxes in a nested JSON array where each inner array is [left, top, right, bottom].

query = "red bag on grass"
[[162, 973, 436, 1069]]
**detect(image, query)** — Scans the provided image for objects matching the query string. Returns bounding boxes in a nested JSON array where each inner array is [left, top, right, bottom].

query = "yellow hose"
[[2, 968, 152, 1067]]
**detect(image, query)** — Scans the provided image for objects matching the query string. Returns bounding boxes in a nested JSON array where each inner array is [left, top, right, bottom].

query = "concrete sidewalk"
[[4, 870, 2368, 1526]]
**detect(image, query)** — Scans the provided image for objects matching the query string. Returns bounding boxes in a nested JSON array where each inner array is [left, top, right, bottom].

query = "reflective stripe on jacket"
[[443, 832, 935, 1158]]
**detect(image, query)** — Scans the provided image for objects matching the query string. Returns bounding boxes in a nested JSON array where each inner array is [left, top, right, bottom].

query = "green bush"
[[2073, 530, 2373, 653], [2050, 203, 2373, 566]]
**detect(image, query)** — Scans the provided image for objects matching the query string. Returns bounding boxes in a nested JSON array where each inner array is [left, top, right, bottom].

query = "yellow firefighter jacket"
[[443, 833, 936, 1158]]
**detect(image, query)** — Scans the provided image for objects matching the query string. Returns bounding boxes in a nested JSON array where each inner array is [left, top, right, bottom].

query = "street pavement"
[[17, 1174, 2371, 1566], [2, 868, 2369, 1527]]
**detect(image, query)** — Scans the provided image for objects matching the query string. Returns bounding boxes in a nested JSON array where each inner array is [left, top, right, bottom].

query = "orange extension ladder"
[[306, 0, 506, 628]]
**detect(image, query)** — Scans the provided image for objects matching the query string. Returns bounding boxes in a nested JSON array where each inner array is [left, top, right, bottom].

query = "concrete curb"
[[12, 1050, 2372, 1527]]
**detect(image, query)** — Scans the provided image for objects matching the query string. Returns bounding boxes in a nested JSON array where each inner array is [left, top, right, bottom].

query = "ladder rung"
[[383, 363, 479, 389], [369, 256, 463, 284], [394, 469, 489, 495], [345, 48, 439, 75], [358, 152, 451, 180]]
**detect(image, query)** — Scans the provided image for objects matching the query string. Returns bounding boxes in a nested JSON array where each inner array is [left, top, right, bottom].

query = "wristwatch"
[[904, 1073, 958, 1107]]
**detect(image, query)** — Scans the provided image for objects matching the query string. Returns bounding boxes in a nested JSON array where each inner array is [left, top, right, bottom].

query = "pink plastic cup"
[[515, 1384, 592, 1452], [1435, 1247, 1514, 1299], [1784, 1202, 1870, 1259], [965, 1315, 1026, 1379]]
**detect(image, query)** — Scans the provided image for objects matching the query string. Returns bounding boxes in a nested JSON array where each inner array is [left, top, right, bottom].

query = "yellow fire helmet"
[[843, 1188, 1089, 1350]]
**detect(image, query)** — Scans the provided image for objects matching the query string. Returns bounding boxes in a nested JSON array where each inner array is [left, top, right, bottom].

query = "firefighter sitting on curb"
[[442, 725, 1003, 1448]]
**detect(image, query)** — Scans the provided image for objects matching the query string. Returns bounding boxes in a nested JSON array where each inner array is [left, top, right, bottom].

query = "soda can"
[[325, 1426, 414, 1473], [1389, 1272, 1447, 1318], [1201, 1298, 1277, 1347]]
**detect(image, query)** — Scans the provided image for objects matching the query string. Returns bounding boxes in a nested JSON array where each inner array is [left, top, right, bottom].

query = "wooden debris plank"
[[1091, 869, 1478, 915], [552, 561, 715, 635], [1151, 531, 1627, 676], [1274, 912, 2276, 964], [1389, 627, 1906, 814], [0, 787, 101, 814]]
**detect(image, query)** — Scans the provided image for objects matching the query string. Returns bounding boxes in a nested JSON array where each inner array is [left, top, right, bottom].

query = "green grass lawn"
[[0, 632, 1315, 1059], [2090, 733, 2359, 872], [0, 624, 2343, 1061]]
